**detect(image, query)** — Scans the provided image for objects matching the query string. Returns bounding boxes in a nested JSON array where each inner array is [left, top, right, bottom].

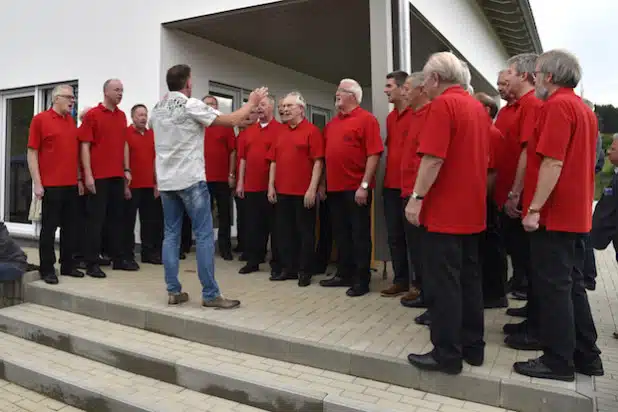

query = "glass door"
[[2, 93, 35, 235], [308, 105, 332, 131]]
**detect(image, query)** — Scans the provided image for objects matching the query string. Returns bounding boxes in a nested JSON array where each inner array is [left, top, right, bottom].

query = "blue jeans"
[[160, 181, 220, 300], [0, 263, 25, 282]]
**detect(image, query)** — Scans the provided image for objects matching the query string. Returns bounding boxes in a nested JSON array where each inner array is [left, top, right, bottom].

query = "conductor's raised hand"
[[248, 87, 269, 105]]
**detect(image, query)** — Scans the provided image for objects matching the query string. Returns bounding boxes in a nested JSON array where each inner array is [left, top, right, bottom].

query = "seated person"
[[0, 221, 28, 281]]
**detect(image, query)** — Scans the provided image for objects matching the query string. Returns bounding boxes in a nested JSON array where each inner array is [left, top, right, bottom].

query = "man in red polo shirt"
[[405, 53, 489, 375], [501, 54, 545, 351], [380, 70, 415, 300], [123, 104, 162, 266], [319, 78, 384, 297], [27, 84, 84, 284], [203, 95, 236, 261], [399, 72, 431, 316], [236, 96, 284, 275], [514, 49, 603, 382], [79, 79, 134, 277], [267, 91, 324, 287]]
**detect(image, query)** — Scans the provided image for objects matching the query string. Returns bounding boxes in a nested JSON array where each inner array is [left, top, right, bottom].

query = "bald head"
[[103, 79, 123, 107]]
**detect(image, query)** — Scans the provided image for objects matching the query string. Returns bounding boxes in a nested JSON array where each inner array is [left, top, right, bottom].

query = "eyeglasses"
[[336, 88, 355, 94], [58, 95, 76, 100]]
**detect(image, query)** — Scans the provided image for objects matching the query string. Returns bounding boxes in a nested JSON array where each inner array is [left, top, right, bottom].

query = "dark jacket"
[[591, 171, 618, 251], [0, 222, 27, 272]]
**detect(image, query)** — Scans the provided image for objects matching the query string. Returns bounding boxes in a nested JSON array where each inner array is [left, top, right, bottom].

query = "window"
[[307, 105, 332, 130], [0, 81, 78, 234]]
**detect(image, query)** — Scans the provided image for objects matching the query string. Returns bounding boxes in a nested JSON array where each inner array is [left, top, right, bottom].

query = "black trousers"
[[383, 188, 409, 286], [529, 230, 601, 372], [208, 182, 232, 254], [328, 191, 372, 287], [235, 196, 247, 252], [582, 233, 597, 285], [181, 211, 192, 253], [84, 177, 125, 264], [480, 200, 508, 302], [421, 231, 485, 364], [315, 198, 333, 273], [276, 194, 316, 275], [71, 194, 88, 260], [123, 188, 163, 259], [39, 186, 79, 273], [402, 197, 423, 290], [500, 211, 530, 291], [245, 191, 280, 271]]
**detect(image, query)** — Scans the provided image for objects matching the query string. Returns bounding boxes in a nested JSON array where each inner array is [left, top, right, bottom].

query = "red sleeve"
[[27, 115, 42, 150], [363, 115, 384, 156], [237, 132, 247, 160], [536, 102, 571, 161], [385, 113, 393, 148], [121, 112, 128, 143], [309, 127, 325, 159], [266, 139, 276, 162], [488, 126, 502, 170], [78, 111, 95, 143], [519, 104, 541, 146], [417, 98, 452, 159], [226, 128, 236, 152]]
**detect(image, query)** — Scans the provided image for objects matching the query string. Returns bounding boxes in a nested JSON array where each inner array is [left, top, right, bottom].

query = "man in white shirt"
[[150, 63, 267, 309]]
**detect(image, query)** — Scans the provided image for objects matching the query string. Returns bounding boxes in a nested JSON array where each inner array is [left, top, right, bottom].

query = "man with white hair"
[[267, 91, 324, 287], [150, 64, 266, 309], [515, 49, 603, 381], [501, 53, 544, 351], [27, 84, 84, 284], [319, 78, 384, 297], [404, 51, 489, 375]]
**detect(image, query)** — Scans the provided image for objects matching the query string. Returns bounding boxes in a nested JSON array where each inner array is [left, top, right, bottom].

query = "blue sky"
[[530, 0, 618, 106]]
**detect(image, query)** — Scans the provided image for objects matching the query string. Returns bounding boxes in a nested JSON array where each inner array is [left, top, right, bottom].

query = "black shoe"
[[86, 265, 106, 278], [179, 252, 186, 260], [584, 280, 596, 291], [415, 310, 431, 326], [97, 255, 111, 266], [407, 352, 462, 375], [298, 274, 311, 287], [270, 271, 297, 281], [319, 276, 352, 287], [484, 297, 508, 309], [575, 357, 604, 376], [75, 260, 88, 270], [504, 333, 541, 351], [113, 259, 140, 271], [60, 268, 85, 278], [41, 271, 59, 285], [401, 295, 427, 308], [513, 358, 575, 382], [503, 320, 527, 335], [463, 352, 484, 367], [510, 290, 528, 300], [346, 285, 369, 297], [614, 332, 618, 339], [142, 255, 162, 265], [239, 264, 259, 274], [220, 251, 233, 261], [26, 263, 40, 271], [506, 305, 527, 317]]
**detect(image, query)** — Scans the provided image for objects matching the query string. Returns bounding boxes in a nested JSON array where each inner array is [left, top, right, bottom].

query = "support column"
[[397, 0, 411, 73], [369, 0, 393, 264]]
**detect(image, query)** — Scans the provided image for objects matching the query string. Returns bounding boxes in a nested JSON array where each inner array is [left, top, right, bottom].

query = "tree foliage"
[[596, 104, 618, 134]]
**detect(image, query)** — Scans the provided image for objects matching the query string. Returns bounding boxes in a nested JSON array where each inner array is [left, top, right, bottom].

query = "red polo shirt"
[[236, 130, 245, 183], [494, 91, 542, 206], [267, 118, 324, 196], [78, 103, 127, 179], [488, 125, 503, 170], [324, 107, 384, 192], [400, 104, 430, 198], [384, 107, 413, 189], [205, 125, 236, 182], [417, 86, 489, 234], [238, 120, 284, 192], [126, 126, 155, 189], [529, 88, 598, 233], [27, 109, 79, 187]]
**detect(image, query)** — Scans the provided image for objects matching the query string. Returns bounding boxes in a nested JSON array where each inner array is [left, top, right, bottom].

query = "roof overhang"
[[477, 0, 543, 55]]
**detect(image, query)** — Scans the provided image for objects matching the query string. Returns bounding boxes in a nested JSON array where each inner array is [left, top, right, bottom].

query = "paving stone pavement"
[[21, 245, 618, 411], [0, 378, 84, 412]]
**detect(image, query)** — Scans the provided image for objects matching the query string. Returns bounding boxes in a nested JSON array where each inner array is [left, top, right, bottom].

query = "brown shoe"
[[400, 288, 421, 301], [168, 292, 189, 305], [380, 283, 409, 297], [203, 296, 241, 309]]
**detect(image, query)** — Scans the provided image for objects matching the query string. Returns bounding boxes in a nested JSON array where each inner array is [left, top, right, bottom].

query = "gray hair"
[[583, 98, 595, 111], [536, 49, 582, 89], [613, 133, 618, 141], [506, 53, 538, 84], [406, 72, 425, 88], [423, 52, 465, 85], [339, 78, 363, 104], [51, 84, 73, 100], [285, 91, 307, 109]]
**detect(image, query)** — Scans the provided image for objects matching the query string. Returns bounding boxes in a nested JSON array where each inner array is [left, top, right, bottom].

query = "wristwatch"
[[360, 181, 369, 190], [412, 192, 424, 200], [527, 207, 540, 214]]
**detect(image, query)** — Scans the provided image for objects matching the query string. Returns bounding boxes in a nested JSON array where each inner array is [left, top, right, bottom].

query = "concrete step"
[[0, 303, 507, 412], [0, 329, 268, 412], [23, 281, 595, 412], [0, 378, 84, 411]]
